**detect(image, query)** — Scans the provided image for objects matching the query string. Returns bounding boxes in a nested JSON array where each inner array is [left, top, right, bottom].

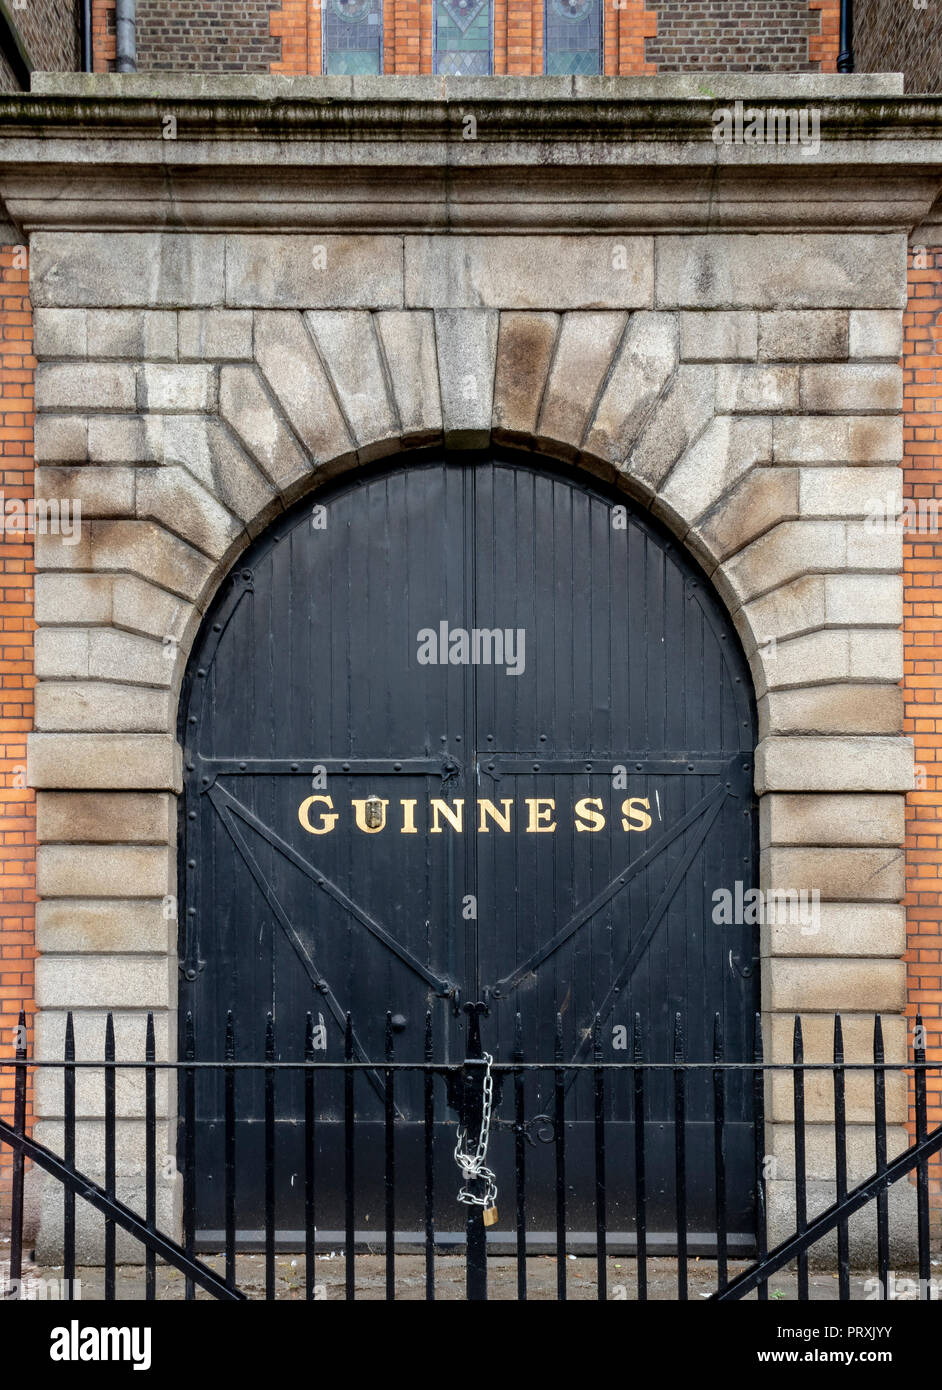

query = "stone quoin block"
[[755, 736, 914, 794], [27, 733, 182, 791], [760, 684, 904, 739], [36, 792, 174, 845], [36, 899, 174, 955], [760, 793, 906, 847], [37, 844, 172, 899], [34, 683, 174, 734], [773, 414, 903, 466]]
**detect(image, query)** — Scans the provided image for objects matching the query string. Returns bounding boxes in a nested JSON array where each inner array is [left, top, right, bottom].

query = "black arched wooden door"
[[180, 452, 758, 1248]]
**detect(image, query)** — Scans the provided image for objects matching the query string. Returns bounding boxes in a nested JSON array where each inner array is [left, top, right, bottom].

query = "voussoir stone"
[[90, 520, 216, 602], [434, 309, 499, 447], [136, 467, 244, 563], [252, 312, 354, 471], [583, 311, 677, 466], [218, 363, 315, 500], [375, 310, 444, 444], [305, 311, 399, 459], [689, 464, 797, 567], [536, 311, 627, 457], [626, 363, 714, 497], [491, 311, 558, 441]]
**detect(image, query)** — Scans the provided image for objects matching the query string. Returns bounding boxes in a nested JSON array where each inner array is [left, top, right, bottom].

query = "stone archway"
[[29, 302, 911, 1255]]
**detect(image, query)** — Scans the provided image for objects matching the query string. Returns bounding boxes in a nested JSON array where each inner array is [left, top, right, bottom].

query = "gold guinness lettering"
[[296, 795, 657, 836]]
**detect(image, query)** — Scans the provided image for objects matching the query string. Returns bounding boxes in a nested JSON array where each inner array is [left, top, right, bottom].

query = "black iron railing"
[[1, 1007, 939, 1301]]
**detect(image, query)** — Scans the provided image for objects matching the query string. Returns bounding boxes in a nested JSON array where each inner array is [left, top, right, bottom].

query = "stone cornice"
[[2, 74, 942, 234]]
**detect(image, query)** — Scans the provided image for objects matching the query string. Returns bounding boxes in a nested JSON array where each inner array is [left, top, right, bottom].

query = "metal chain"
[[454, 1051, 498, 1210]]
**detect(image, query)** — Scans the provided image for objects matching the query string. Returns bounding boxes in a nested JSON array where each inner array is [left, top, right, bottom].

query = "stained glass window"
[[323, 0, 383, 76], [435, 0, 492, 76], [544, 0, 601, 75]]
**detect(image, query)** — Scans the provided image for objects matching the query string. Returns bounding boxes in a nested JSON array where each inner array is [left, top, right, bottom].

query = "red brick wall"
[[88, 0, 843, 75], [903, 244, 942, 1205], [0, 245, 36, 1213]]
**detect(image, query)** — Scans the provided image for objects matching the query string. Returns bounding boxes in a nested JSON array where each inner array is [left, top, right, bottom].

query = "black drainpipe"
[[837, 0, 854, 73], [115, 0, 137, 73], [81, 0, 92, 72]]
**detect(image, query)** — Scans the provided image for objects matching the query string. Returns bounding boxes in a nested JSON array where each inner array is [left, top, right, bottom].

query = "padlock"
[[483, 1204, 498, 1227]]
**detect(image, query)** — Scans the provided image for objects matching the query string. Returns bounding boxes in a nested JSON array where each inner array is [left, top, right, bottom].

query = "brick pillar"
[[808, 0, 841, 72], [903, 244, 942, 1226], [604, 0, 657, 77], [0, 244, 36, 1222], [91, 0, 116, 72], [270, 0, 321, 75]]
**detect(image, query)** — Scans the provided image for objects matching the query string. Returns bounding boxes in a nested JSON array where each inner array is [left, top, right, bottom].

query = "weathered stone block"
[[773, 414, 902, 465], [800, 363, 902, 413], [225, 235, 402, 308], [824, 573, 902, 626], [762, 958, 906, 1015], [757, 310, 847, 361], [305, 310, 399, 459], [762, 902, 906, 959], [375, 309, 444, 444], [34, 682, 174, 734], [849, 309, 903, 360], [434, 309, 499, 447], [655, 234, 906, 309], [35, 955, 176, 1010], [34, 573, 113, 626], [34, 629, 89, 679], [715, 364, 799, 412], [36, 899, 173, 954], [35, 463, 134, 517], [34, 308, 87, 358], [37, 792, 173, 845], [760, 793, 906, 847], [406, 236, 654, 309], [31, 232, 226, 308], [537, 311, 627, 456], [38, 844, 171, 899], [28, 733, 182, 791], [36, 363, 136, 411], [138, 363, 216, 413], [755, 735, 913, 793], [87, 414, 147, 464], [178, 309, 253, 360], [491, 311, 558, 441], [760, 684, 903, 738], [679, 311, 757, 361], [761, 845, 905, 902], [34, 415, 88, 464]]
